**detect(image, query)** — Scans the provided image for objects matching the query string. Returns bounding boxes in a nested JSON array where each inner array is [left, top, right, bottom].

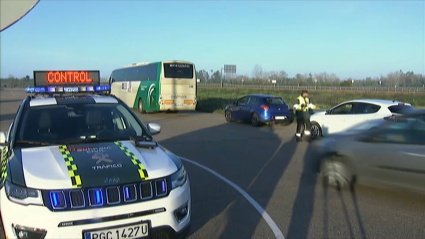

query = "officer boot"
[[295, 133, 302, 142]]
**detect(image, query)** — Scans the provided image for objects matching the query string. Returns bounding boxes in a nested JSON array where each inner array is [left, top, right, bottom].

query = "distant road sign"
[[224, 65, 236, 74], [1, 0, 40, 32]]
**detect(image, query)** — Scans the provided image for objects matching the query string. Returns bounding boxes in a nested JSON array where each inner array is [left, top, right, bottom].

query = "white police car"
[[0, 71, 191, 239]]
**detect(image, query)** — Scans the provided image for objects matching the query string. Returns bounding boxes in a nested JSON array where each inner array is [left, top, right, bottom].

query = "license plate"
[[83, 222, 148, 239], [275, 116, 287, 120]]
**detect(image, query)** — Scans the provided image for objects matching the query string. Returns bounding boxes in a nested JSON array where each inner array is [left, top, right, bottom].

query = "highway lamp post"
[[221, 68, 224, 88]]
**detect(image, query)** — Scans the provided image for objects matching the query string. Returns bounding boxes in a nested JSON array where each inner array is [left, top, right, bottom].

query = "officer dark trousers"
[[295, 111, 311, 139]]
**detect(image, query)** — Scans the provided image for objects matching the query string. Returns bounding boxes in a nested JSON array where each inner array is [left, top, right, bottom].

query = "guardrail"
[[197, 83, 425, 92]]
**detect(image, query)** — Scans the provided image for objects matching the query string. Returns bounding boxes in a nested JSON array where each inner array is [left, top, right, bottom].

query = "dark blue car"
[[224, 94, 294, 127]]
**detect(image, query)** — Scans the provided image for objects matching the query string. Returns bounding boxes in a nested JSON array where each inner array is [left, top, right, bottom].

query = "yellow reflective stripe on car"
[[114, 141, 149, 180], [59, 145, 82, 188], [0, 146, 7, 183]]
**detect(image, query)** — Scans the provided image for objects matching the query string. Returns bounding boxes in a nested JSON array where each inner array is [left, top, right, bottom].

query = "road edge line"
[[180, 157, 285, 239]]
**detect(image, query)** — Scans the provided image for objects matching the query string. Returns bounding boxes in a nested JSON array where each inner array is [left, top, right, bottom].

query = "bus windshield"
[[164, 63, 194, 79]]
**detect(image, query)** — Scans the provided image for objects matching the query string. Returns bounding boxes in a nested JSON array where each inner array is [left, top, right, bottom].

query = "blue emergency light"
[[25, 85, 111, 93]]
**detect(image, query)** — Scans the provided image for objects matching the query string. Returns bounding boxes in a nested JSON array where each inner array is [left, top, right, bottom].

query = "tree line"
[[1, 66, 425, 88], [196, 64, 425, 88]]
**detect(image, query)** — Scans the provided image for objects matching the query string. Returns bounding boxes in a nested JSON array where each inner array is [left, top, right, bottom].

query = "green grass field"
[[196, 87, 425, 114]]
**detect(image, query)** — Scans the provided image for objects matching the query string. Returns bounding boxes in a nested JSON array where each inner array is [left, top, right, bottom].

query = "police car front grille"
[[43, 178, 169, 212], [69, 190, 85, 208], [106, 187, 120, 204]]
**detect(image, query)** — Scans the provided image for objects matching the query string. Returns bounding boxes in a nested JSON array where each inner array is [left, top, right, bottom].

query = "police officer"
[[293, 90, 316, 141]]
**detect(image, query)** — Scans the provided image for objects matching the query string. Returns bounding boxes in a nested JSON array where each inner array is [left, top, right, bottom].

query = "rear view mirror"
[[0, 132, 6, 145], [325, 110, 330, 115], [147, 123, 161, 135], [233, 101, 236, 105]]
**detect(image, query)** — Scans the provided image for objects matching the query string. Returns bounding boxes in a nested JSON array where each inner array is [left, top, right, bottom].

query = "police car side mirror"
[[147, 123, 161, 135], [0, 132, 7, 145]]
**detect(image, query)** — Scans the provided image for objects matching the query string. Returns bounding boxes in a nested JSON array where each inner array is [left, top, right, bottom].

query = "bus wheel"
[[138, 99, 145, 114]]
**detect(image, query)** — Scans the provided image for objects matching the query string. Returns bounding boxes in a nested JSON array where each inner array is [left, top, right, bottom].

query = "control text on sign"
[[47, 71, 92, 84], [33, 70, 101, 87]]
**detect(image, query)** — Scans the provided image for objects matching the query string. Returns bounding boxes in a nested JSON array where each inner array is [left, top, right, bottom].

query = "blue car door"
[[241, 96, 258, 121], [231, 97, 248, 121]]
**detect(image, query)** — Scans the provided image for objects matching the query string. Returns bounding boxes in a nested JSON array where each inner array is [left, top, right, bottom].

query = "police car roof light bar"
[[25, 85, 111, 94]]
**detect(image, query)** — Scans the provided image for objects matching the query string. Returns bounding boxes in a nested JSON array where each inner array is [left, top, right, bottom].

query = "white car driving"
[[310, 99, 415, 138]]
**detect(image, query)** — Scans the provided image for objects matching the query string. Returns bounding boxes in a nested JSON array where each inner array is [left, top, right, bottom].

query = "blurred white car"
[[310, 99, 415, 138]]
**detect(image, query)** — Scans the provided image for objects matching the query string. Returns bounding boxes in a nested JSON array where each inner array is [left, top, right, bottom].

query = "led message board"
[[33, 70, 101, 87]]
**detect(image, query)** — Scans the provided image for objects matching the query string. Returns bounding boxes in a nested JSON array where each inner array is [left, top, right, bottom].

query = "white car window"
[[331, 103, 355, 115], [353, 103, 381, 114]]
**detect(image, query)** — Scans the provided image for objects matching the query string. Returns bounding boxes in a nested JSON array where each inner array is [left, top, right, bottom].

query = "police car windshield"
[[16, 103, 145, 145]]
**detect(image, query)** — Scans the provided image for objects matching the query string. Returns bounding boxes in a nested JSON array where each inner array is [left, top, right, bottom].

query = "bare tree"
[[314, 72, 340, 84], [387, 70, 403, 88], [252, 64, 264, 79], [278, 70, 288, 82]]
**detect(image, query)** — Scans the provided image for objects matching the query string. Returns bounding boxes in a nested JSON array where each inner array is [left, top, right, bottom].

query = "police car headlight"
[[171, 166, 188, 189], [5, 181, 43, 206]]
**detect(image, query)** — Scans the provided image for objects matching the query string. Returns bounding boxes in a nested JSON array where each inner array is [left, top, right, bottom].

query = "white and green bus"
[[109, 61, 197, 113]]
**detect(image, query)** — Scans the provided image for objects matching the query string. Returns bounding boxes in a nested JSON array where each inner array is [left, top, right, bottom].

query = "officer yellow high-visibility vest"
[[295, 95, 316, 112]]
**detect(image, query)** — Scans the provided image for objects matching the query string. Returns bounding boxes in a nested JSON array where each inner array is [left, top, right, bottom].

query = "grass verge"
[[196, 88, 425, 114]]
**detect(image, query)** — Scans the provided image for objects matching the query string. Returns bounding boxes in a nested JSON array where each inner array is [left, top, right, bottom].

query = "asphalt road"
[[1, 89, 425, 239]]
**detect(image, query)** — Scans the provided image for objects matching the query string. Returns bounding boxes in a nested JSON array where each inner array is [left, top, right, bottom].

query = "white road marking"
[[402, 152, 425, 157], [180, 157, 285, 239]]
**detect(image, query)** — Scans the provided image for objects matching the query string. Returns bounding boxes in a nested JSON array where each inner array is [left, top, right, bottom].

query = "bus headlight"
[[171, 166, 188, 189], [5, 181, 44, 206]]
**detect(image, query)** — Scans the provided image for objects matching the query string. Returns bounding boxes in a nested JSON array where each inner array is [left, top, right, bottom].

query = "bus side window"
[[147, 64, 157, 81], [116, 70, 123, 82], [138, 66, 146, 81], [131, 67, 138, 82]]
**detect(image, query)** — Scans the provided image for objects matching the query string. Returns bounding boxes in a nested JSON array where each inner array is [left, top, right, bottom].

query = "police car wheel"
[[320, 157, 352, 190]]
